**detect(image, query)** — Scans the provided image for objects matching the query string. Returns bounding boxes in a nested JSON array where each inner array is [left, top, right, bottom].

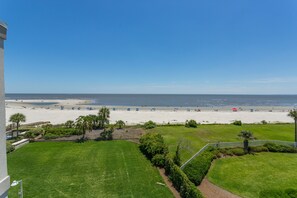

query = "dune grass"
[[150, 124, 294, 162], [7, 141, 173, 198], [207, 152, 297, 198]]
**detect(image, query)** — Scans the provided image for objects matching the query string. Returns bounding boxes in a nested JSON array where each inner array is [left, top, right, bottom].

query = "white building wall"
[[0, 23, 9, 198]]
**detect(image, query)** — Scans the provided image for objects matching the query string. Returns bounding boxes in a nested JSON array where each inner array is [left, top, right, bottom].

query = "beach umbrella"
[[232, 108, 238, 112]]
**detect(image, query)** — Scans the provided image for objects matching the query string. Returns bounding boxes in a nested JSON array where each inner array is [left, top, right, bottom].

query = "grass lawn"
[[207, 152, 297, 198], [150, 124, 294, 162], [7, 141, 173, 198]]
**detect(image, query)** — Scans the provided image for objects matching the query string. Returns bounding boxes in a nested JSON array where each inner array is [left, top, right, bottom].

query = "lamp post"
[[11, 180, 23, 198]]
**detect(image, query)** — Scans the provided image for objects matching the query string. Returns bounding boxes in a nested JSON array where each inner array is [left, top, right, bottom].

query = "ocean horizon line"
[[5, 93, 297, 96]]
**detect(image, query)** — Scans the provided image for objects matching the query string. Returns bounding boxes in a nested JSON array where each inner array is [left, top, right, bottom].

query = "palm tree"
[[98, 107, 110, 128], [9, 113, 26, 137], [238, 130, 254, 153], [88, 114, 99, 129], [115, 120, 125, 129], [75, 115, 93, 140], [288, 109, 297, 143]]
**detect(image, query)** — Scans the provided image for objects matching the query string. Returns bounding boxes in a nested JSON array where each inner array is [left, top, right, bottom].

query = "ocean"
[[5, 94, 297, 107]]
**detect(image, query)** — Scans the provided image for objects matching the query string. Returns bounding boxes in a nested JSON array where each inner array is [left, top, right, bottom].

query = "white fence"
[[11, 139, 29, 150], [180, 140, 296, 169]]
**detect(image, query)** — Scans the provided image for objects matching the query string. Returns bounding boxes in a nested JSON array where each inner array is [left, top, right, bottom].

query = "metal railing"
[[180, 140, 296, 169]]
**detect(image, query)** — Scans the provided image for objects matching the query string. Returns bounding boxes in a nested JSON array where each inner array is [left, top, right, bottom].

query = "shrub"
[[261, 120, 268, 124], [264, 143, 297, 153], [232, 120, 242, 126], [43, 128, 82, 139], [164, 155, 203, 198], [151, 154, 165, 167], [65, 120, 75, 128], [143, 120, 157, 129], [44, 133, 59, 140], [115, 120, 125, 129], [185, 120, 198, 128], [6, 142, 15, 153], [139, 133, 168, 160], [250, 146, 269, 153], [100, 127, 114, 140], [173, 145, 182, 166], [183, 150, 215, 185], [24, 128, 44, 139], [219, 148, 244, 156]]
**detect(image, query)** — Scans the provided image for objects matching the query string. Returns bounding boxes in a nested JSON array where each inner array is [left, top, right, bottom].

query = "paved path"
[[158, 168, 181, 198], [198, 179, 241, 198]]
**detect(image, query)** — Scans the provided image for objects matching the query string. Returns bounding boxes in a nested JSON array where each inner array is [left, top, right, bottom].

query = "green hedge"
[[264, 143, 297, 153], [164, 156, 203, 198], [217, 147, 245, 156], [44, 128, 82, 139], [249, 146, 269, 153], [152, 154, 165, 167], [183, 150, 215, 185], [139, 133, 168, 161], [139, 133, 203, 197], [24, 128, 45, 139]]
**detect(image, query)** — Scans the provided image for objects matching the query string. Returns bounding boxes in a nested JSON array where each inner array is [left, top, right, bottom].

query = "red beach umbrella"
[[232, 108, 238, 112]]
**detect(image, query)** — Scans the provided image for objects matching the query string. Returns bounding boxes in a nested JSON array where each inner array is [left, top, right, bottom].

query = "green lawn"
[[150, 124, 294, 162], [7, 141, 173, 198], [207, 152, 297, 198]]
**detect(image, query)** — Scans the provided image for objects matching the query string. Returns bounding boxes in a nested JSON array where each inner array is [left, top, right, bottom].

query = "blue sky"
[[1, 0, 297, 94]]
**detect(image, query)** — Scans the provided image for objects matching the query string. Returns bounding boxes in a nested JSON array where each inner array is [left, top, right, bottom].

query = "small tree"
[[65, 120, 74, 128], [238, 130, 254, 153], [173, 144, 181, 166], [288, 109, 297, 144], [75, 115, 93, 141], [88, 114, 99, 129], [115, 120, 125, 129], [100, 127, 114, 140], [98, 107, 110, 128], [9, 113, 26, 137], [143, 120, 156, 129], [232, 120, 242, 126], [185, 120, 198, 128]]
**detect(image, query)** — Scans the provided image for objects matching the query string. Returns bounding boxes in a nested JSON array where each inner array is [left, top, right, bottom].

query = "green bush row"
[[217, 143, 295, 157], [264, 143, 297, 153], [216, 147, 245, 156], [259, 188, 297, 198], [24, 128, 45, 138], [44, 128, 82, 139], [164, 155, 203, 198], [139, 133, 203, 197], [183, 149, 215, 185], [249, 146, 269, 153]]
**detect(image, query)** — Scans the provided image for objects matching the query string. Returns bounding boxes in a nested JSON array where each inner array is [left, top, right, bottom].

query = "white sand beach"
[[4, 99, 293, 125]]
